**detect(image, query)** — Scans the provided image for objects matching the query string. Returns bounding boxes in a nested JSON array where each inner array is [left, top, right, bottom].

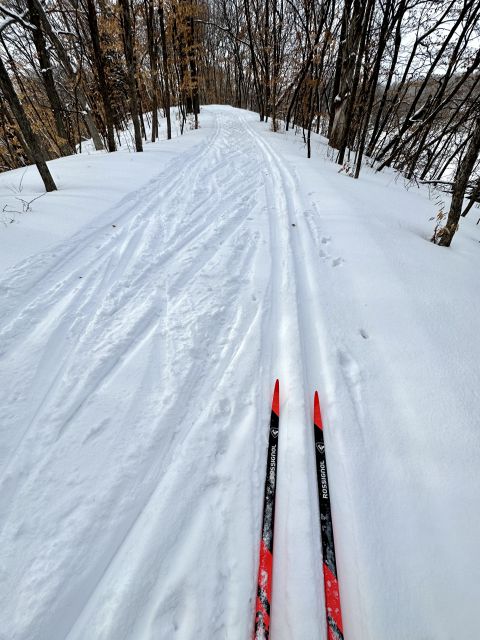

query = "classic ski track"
[[0, 107, 350, 640], [0, 109, 278, 640], [63, 271, 266, 632], [241, 114, 343, 637], [0, 114, 223, 343], [1, 111, 223, 292], [244, 127, 301, 640], [2, 107, 478, 640], [0, 147, 244, 361], [0, 111, 256, 478], [247, 119, 369, 638]]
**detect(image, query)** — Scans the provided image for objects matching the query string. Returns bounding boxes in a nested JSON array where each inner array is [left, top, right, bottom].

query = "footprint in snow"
[[359, 328, 369, 340], [331, 257, 345, 267], [338, 348, 361, 386], [321, 236, 331, 244], [212, 397, 232, 418]]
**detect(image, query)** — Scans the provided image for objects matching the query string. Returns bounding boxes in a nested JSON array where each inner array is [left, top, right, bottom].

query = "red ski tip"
[[314, 391, 323, 430], [272, 379, 280, 416]]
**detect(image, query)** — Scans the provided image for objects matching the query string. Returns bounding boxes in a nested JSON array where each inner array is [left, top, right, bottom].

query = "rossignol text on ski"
[[253, 379, 280, 640], [314, 391, 344, 640]]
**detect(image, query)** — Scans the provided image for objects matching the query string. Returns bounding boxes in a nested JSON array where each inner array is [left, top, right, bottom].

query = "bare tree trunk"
[[433, 118, 480, 247], [366, 0, 406, 157], [284, 13, 326, 132], [337, 0, 374, 164], [30, 0, 104, 151], [85, 0, 116, 151], [188, 12, 200, 122], [159, 0, 172, 139], [26, 0, 73, 156], [355, 0, 392, 178], [145, 0, 159, 142], [330, 0, 365, 151], [243, 0, 264, 119], [0, 56, 56, 191], [262, 0, 270, 121], [328, 0, 350, 138], [119, 0, 143, 151]]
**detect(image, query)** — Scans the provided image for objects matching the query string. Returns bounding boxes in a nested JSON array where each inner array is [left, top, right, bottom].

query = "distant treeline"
[[1, 0, 479, 245]]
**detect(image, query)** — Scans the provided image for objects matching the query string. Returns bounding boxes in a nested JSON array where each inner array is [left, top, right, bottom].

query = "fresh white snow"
[[0, 105, 479, 640]]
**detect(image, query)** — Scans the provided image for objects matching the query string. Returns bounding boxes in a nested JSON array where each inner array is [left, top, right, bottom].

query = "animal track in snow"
[[337, 347, 366, 441]]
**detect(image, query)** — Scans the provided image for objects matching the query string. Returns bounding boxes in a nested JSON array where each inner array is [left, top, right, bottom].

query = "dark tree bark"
[[26, 0, 73, 156], [119, 0, 143, 151], [144, 0, 159, 141], [366, 0, 406, 158], [354, 0, 393, 178], [262, 0, 270, 121], [1, 104, 30, 167], [85, 0, 116, 151], [159, 0, 172, 140], [243, 0, 264, 120], [30, 0, 104, 151], [284, 18, 325, 132], [433, 117, 480, 247], [0, 56, 57, 191], [187, 10, 200, 123], [330, 0, 364, 150], [328, 0, 350, 138], [337, 0, 374, 164]]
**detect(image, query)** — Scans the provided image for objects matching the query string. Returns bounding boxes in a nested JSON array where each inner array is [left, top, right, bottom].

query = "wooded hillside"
[[1, 0, 479, 245]]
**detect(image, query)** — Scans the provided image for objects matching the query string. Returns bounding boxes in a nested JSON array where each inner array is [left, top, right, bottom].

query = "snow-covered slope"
[[0, 112, 189, 272], [0, 106, 479, 640]]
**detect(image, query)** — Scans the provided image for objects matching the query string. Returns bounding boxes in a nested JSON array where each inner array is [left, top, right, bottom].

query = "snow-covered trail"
[[1, 105, 479, 640], [0, 106, 324, 640]]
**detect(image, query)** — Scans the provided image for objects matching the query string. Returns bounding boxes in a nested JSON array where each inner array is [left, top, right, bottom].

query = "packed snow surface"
[[0, 106, 479, 640]]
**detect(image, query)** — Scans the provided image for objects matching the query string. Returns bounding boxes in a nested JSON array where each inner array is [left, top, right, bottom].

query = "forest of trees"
[[0, 0, 479, 245]]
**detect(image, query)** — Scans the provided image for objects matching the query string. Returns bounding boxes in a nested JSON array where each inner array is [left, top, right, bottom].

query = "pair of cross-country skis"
[[253, 380, 344, 640]]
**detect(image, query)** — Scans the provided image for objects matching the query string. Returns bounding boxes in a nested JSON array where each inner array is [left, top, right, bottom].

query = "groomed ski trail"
[[0, 106, 334, 640], [241, 114, 336, 639], [2, 105, 476, 640]]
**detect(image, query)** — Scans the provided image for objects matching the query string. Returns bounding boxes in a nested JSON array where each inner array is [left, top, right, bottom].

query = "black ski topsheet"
[[253, 379, 279, 640], [314, 391, 344, 640]]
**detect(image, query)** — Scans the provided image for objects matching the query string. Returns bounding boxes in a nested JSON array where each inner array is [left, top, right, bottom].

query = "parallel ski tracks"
[[0, 112, 253, 475], [0, 108, 350, 640], [241, 114, 348, 638], [0, 109, 277, 640], [62, 169, 268, 640]]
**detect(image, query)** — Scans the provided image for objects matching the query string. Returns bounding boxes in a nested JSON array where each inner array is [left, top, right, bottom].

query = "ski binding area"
[[0, 106, 479, 639]]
